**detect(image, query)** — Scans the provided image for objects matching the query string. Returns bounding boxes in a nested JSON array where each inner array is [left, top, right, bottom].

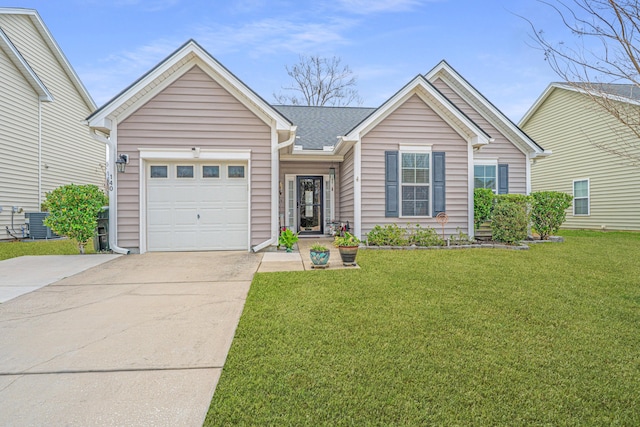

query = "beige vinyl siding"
[[360, 94, 469, 237], [279, 160, 340, 219], [0, 46, 40, 234], [0, 13, 103, 240], [432, 78, 527, 193], [340, 148, 355, 225], [117, 65, 272, 248], [523, 88, 640, 231]]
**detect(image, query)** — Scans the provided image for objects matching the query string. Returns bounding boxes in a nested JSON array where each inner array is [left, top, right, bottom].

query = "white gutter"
[[89, 128, 130, 254], [276, 125, 297, 150]]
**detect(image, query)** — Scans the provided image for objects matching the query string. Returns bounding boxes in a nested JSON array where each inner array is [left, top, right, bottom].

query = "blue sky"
[[9, 0, 572, 121]]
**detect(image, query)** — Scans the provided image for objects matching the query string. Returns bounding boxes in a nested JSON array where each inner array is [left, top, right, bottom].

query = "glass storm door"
[[297, 176, 323, 234]]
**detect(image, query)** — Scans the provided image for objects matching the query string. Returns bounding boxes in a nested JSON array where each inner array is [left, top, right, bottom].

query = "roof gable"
[[0, 8, 94, 109], [426, 60, 547, 157], [520, 82, 640, 128], [88, 39, 292, 133], [0, 26, 52, 101], [343, 74, 491, 148]]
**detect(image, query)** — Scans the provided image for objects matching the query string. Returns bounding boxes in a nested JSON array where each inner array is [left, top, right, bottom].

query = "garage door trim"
[[139, 149, 252, 253]]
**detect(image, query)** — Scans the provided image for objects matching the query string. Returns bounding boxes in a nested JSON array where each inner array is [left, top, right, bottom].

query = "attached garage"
[[145, 161, 248, 251]]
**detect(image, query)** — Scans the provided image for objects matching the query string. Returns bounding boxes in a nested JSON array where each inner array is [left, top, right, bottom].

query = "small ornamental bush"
[[449, 227, 474, 245], [530, 191, 573, 240], [474, 188, 495, 229], [278, 228, 299, 252], [409, 224, 445, 247], [367, 223, 444, 247], [366, 224, 409, 246], [42, 184, 108, 254], [491, 200, 529, 244]]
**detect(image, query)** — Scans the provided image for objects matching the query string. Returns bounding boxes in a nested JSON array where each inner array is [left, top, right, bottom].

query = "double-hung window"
[[573, 179, 589, 215], [401, 151, 430, 216], [474, 162, 497, 192]]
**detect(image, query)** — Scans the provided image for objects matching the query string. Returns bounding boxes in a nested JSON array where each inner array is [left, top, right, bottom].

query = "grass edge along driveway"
[[206, 230, 640, 426]]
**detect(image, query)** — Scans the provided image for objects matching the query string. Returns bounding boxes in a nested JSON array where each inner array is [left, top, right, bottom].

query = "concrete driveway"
[[0, 251, 262, 426]]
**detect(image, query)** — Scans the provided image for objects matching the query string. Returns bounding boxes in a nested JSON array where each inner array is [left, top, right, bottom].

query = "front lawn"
[[206, 231, 640, 425], [0, 238, 95, 260]]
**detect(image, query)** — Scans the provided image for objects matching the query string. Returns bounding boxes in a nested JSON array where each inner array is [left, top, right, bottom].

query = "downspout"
[[38, 100, 42, 208], [89, 128, 130, 254], [252, 126, 297, 253]]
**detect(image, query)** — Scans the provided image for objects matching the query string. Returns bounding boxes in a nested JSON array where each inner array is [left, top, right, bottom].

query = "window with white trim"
[[573, 179, 589, 215], [401, 152, 430, 216], [474, 163, 497, 192]]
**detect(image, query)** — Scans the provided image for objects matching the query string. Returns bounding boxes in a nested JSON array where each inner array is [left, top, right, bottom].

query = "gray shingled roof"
[[273, 105, 376, 150], [558, 82, 640, 102]]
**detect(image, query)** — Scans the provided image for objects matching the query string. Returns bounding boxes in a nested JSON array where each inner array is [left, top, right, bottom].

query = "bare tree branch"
[[273, 55, 363, 107], [522, 0, 640, 165]]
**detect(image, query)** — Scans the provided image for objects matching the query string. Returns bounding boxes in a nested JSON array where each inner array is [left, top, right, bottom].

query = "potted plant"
[[278, 228, 299, 252], [333, 232, 361, 266], [309, 242, 330, 268]]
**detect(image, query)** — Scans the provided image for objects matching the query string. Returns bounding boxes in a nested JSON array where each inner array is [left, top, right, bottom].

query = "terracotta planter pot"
[[310, 249, 330, 266], [338, 246, 358, 266]]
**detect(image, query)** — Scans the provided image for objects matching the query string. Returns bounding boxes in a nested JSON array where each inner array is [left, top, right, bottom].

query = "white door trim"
[[139, 149, 252, 253], [284, 174, 334, 234]]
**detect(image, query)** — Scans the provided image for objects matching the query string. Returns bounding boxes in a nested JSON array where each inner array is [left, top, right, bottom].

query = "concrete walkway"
[[257, 237, 359, 272], [0, 251, 261, 426], [0, 254, 121, 303]]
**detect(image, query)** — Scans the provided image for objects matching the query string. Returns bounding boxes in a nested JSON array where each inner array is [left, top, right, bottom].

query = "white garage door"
[[146, 162, 248, 251]]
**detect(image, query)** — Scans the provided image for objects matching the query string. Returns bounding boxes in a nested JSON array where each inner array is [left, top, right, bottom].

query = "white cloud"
[[336, 0, 437, 14], [78, 38, 181, 105], [78, 14, 360, 105], [113, 0, 180, 11], [194, 17, 357, 56]]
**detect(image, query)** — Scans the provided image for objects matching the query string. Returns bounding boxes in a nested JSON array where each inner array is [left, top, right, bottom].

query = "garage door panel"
[[146, 161, 249, 251]]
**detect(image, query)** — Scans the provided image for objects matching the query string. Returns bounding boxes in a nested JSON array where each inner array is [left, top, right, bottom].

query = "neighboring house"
[[0, 8, 105, 240], [87, 39, 548, 253], [520, 83, 640, 231]]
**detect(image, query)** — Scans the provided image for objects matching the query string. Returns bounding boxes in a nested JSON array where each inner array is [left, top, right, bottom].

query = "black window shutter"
[[498, 163, 509, 194], [433, 152, 446, 215], [385, 151, 399, 217]]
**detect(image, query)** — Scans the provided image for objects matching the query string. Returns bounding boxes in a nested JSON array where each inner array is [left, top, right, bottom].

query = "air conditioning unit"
[[25, 212, 57, 239]]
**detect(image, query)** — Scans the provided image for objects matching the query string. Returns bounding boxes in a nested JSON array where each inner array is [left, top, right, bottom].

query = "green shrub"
[[278, 228, 299, 252], [496, 193, 531, 207], [474, 188, 495, 229], [530, 191, 573, 240], [449, 227, 474, 245], [42, 184, 108, 254], [366, 224, 408, 246], [491, 200, 529, 244], [408, 224, 445, 247], [367, 223, 444, 247]]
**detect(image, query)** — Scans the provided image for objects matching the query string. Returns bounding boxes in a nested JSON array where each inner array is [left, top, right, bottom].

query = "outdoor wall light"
[[329, 167, 335, 179], [115, 154, 129, 173]]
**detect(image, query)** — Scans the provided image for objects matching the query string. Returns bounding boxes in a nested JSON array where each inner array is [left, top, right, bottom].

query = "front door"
[[297, 176, 323, 235]]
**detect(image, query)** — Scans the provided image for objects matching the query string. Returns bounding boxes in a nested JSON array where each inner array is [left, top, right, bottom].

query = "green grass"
[[205, 230, 640, 426], [0, 238, 95, 260]]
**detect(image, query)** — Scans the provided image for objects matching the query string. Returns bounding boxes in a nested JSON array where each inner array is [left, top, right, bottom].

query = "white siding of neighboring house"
[[523, 88, 640, 231], [0, 12, 104, 240], [360, 94, 469, 237], [0, 43, 40, 236], [117, 65, 273, 249], [431, 77, 527, 194]]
